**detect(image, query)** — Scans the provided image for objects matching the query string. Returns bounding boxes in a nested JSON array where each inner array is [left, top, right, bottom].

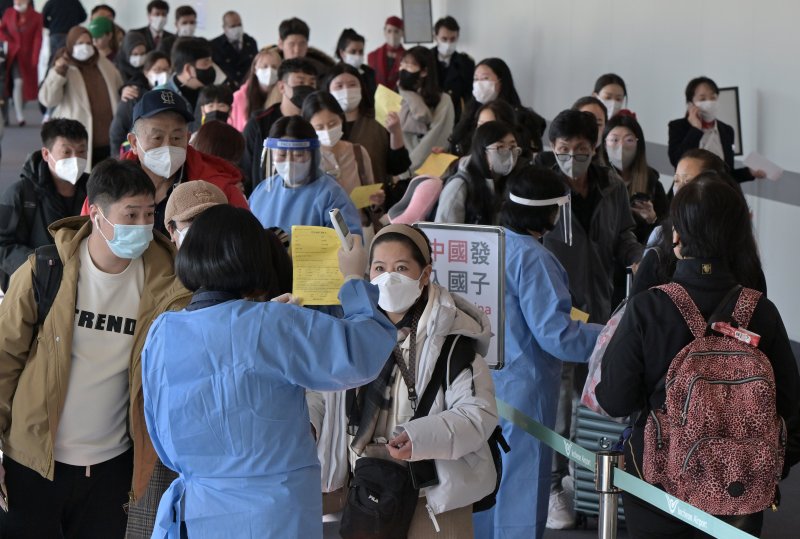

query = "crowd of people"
[[0, 2, 798, 539]]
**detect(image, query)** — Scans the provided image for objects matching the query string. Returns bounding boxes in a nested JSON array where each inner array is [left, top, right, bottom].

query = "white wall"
[[86, 0, 800, 339]]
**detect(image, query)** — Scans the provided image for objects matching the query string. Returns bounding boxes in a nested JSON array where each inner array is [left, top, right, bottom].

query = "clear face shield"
[[509, 192, 573, 246], [262, 137, 321, 189]]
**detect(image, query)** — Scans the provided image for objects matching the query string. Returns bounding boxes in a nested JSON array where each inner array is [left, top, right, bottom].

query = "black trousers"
[[622, 491, 764, 538], [0, 449, 133, 539]]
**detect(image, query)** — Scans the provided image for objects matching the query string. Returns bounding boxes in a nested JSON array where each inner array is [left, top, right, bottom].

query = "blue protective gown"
[[473, 230, 602, 539], [142, 280, 396, 539], [248, 172, 363, 240]]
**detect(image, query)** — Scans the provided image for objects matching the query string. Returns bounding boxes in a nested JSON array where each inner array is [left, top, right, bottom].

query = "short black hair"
[[176, 205, 274, 296], [500, 165, 568, 235], [171, 37, 212, 75], [147, 1, 169, 14], [548, 109, 597, 145], [434, 16, 460, 34], [335, 28, 364, 60], [278, 58, 316, 81], [685, 76, 719, 103], [41, 118, 88, 148], [572, 96, 607, 121], [198, 84, 233, 107], [91, 4, 116, 18], [279, 17, 310, 41], [369, 230, 432, 269], [87, 159, 156, 211], [593, 73, 627, 97], [302, 91, 345, 126], [175, 5, 196, 20], [143, 50, 170, 73]]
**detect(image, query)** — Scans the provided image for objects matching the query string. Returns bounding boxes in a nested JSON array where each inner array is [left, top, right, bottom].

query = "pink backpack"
[[643, 284, 786, 515]]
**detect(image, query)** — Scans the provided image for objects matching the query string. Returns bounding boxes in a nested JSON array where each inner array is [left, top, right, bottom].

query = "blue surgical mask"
[[96, 210, 154, 259]]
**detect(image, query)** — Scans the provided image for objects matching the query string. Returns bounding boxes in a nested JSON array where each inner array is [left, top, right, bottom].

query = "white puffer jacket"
[[309, 284, 498, 515]]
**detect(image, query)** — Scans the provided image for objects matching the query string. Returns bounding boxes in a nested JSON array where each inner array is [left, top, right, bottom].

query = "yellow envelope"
[[570, 307, 590, 323], [374, 84, 403, 127], [349, 183, 384, 209], [291, 226, 344, 306], [415, 153, 459, 178]]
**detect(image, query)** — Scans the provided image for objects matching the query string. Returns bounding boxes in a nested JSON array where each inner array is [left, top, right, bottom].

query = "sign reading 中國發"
[[415, 223, 505, 369]]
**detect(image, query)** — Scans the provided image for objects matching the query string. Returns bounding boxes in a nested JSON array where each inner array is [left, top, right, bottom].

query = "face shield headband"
[[262, 137, 322, 188], [509, 192, 573, 245]]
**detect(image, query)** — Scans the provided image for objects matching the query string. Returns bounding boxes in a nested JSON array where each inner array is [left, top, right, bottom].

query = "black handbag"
[[339, 457, 419, 539]]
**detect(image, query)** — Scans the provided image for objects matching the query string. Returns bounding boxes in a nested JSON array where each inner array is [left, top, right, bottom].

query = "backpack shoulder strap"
[[655, 283, 706, 339], [352, 143, 368, 186], [733, 288, 762, 329], [32, 244, 63, 327], [19, 178, 38, 242], [412, 335, 459, 420]]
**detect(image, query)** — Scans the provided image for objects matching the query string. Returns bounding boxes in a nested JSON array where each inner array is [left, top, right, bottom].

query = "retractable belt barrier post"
[[495, 399, 758, 539]]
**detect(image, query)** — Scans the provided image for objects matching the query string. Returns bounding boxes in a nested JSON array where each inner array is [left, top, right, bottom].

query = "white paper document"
[[743, 152, 784, 181]]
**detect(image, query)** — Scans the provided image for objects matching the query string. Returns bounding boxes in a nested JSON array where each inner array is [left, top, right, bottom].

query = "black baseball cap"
[[132, 89, 195, 124]]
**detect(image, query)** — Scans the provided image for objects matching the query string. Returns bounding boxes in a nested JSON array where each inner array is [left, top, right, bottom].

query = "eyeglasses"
[[555, 153, 591, 163], [486, 146, 522, 157], [606, 136, 638, 146]]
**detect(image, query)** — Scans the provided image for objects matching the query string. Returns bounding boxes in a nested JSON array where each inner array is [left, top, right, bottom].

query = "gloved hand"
[[338, 235, 367, 279]]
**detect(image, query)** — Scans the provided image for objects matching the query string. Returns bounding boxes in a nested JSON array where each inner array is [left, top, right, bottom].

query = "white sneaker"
[[546, 488, 576, 529]]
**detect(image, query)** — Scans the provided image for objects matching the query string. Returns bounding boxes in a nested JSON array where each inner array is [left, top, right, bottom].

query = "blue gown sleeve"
[[262, 279, 395, 391], [142, 315, 178, 472], [518, 250, 602, 361]]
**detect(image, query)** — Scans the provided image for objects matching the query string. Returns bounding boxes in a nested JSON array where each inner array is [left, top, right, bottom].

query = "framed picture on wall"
[[717, 87, 742, 156], [401, 0, 433, 44]]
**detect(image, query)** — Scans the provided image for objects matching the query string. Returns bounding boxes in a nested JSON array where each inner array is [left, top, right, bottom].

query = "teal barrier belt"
[[496, 399, 757, 539]]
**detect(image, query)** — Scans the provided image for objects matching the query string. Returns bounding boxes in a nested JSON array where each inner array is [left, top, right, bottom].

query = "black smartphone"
[[408, 459, 439, 489], [630, 192, 651, 205]]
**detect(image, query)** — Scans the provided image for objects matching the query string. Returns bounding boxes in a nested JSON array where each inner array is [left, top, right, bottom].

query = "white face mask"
[[473, 80, 499, 104], [600, 98, 622, 118], [371, 271, 424, 314], [225, 26, 244, 42], [437, 41, 456, 58], [72, 43, 95, 62], [256, 67, 278, 87], [695, 100, 718, 122], [275, 159, 313, 188], [129, 54, 145, 68], [150, 15, 167, 33], [176, 225, 190, 247], [315, 125, 343, 147], [53, 156, 87, 185], [146, 71, 168, 88], [556, 154, 592, 180], [14, 3, 28, 12], [331, 87, 362, 113], [343, 53, 364, 69], [606, 144, 637, 171], [386, 34, 402, 48], [177, 23, 196, 37], [139, 144, 186, 179], [487, 149, 518, 177]]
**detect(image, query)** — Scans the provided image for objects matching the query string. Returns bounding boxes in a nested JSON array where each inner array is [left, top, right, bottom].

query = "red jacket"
[[81, 146, 249, 214], [0, 7, 43, 101], [367, 43, 404, 90]]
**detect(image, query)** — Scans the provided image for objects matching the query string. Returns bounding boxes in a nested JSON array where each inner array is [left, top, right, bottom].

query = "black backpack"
[[411, 334, 510, 513], [31, 244, 63, 329]]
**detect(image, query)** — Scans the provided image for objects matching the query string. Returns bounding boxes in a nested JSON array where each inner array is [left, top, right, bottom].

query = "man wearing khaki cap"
[[163, 179, 227, 247]]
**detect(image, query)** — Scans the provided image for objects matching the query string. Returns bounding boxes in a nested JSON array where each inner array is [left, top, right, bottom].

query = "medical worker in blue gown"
[[141, 205, 396, 539], [474, 165, 603, 539], [248, 115, 363, 243]]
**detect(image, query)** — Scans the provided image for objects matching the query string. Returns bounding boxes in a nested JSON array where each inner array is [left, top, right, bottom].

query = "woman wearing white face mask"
[[324, 64, 411, 202], [114, 31, 150, 84], [314, 224, 497, 537], [249, 116, 363, 245], [229, 48, 283, 132], [592, 73, 628, 120], [110, 51, 171, 155], [436, 121, 521, 225], [335, 28, 377, 99], [602, 114, 667, 243], [39, 26, 123, 168], [668, 76, 765, 184]]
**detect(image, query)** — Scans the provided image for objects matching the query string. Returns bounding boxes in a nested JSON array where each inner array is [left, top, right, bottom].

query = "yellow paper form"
[[415, 153, 459, 177], [570, 307, 590, 323], [374, 84, 403, 127], [291, 226, 344, 306], [349, 183, 384, 209]]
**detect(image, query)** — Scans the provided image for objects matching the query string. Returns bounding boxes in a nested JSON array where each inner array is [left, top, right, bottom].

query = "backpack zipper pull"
[[426, 503, 440, 532]]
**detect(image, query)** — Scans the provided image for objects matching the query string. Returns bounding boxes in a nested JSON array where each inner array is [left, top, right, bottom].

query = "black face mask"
[[203, 110, 229, 123], [193, 64, 216, 86], [289, 85, 316, 109], [398, 69, 421, 91]]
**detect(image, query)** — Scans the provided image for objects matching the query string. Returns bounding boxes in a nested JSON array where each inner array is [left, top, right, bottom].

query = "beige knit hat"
[[164, 180, 228, 227]]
